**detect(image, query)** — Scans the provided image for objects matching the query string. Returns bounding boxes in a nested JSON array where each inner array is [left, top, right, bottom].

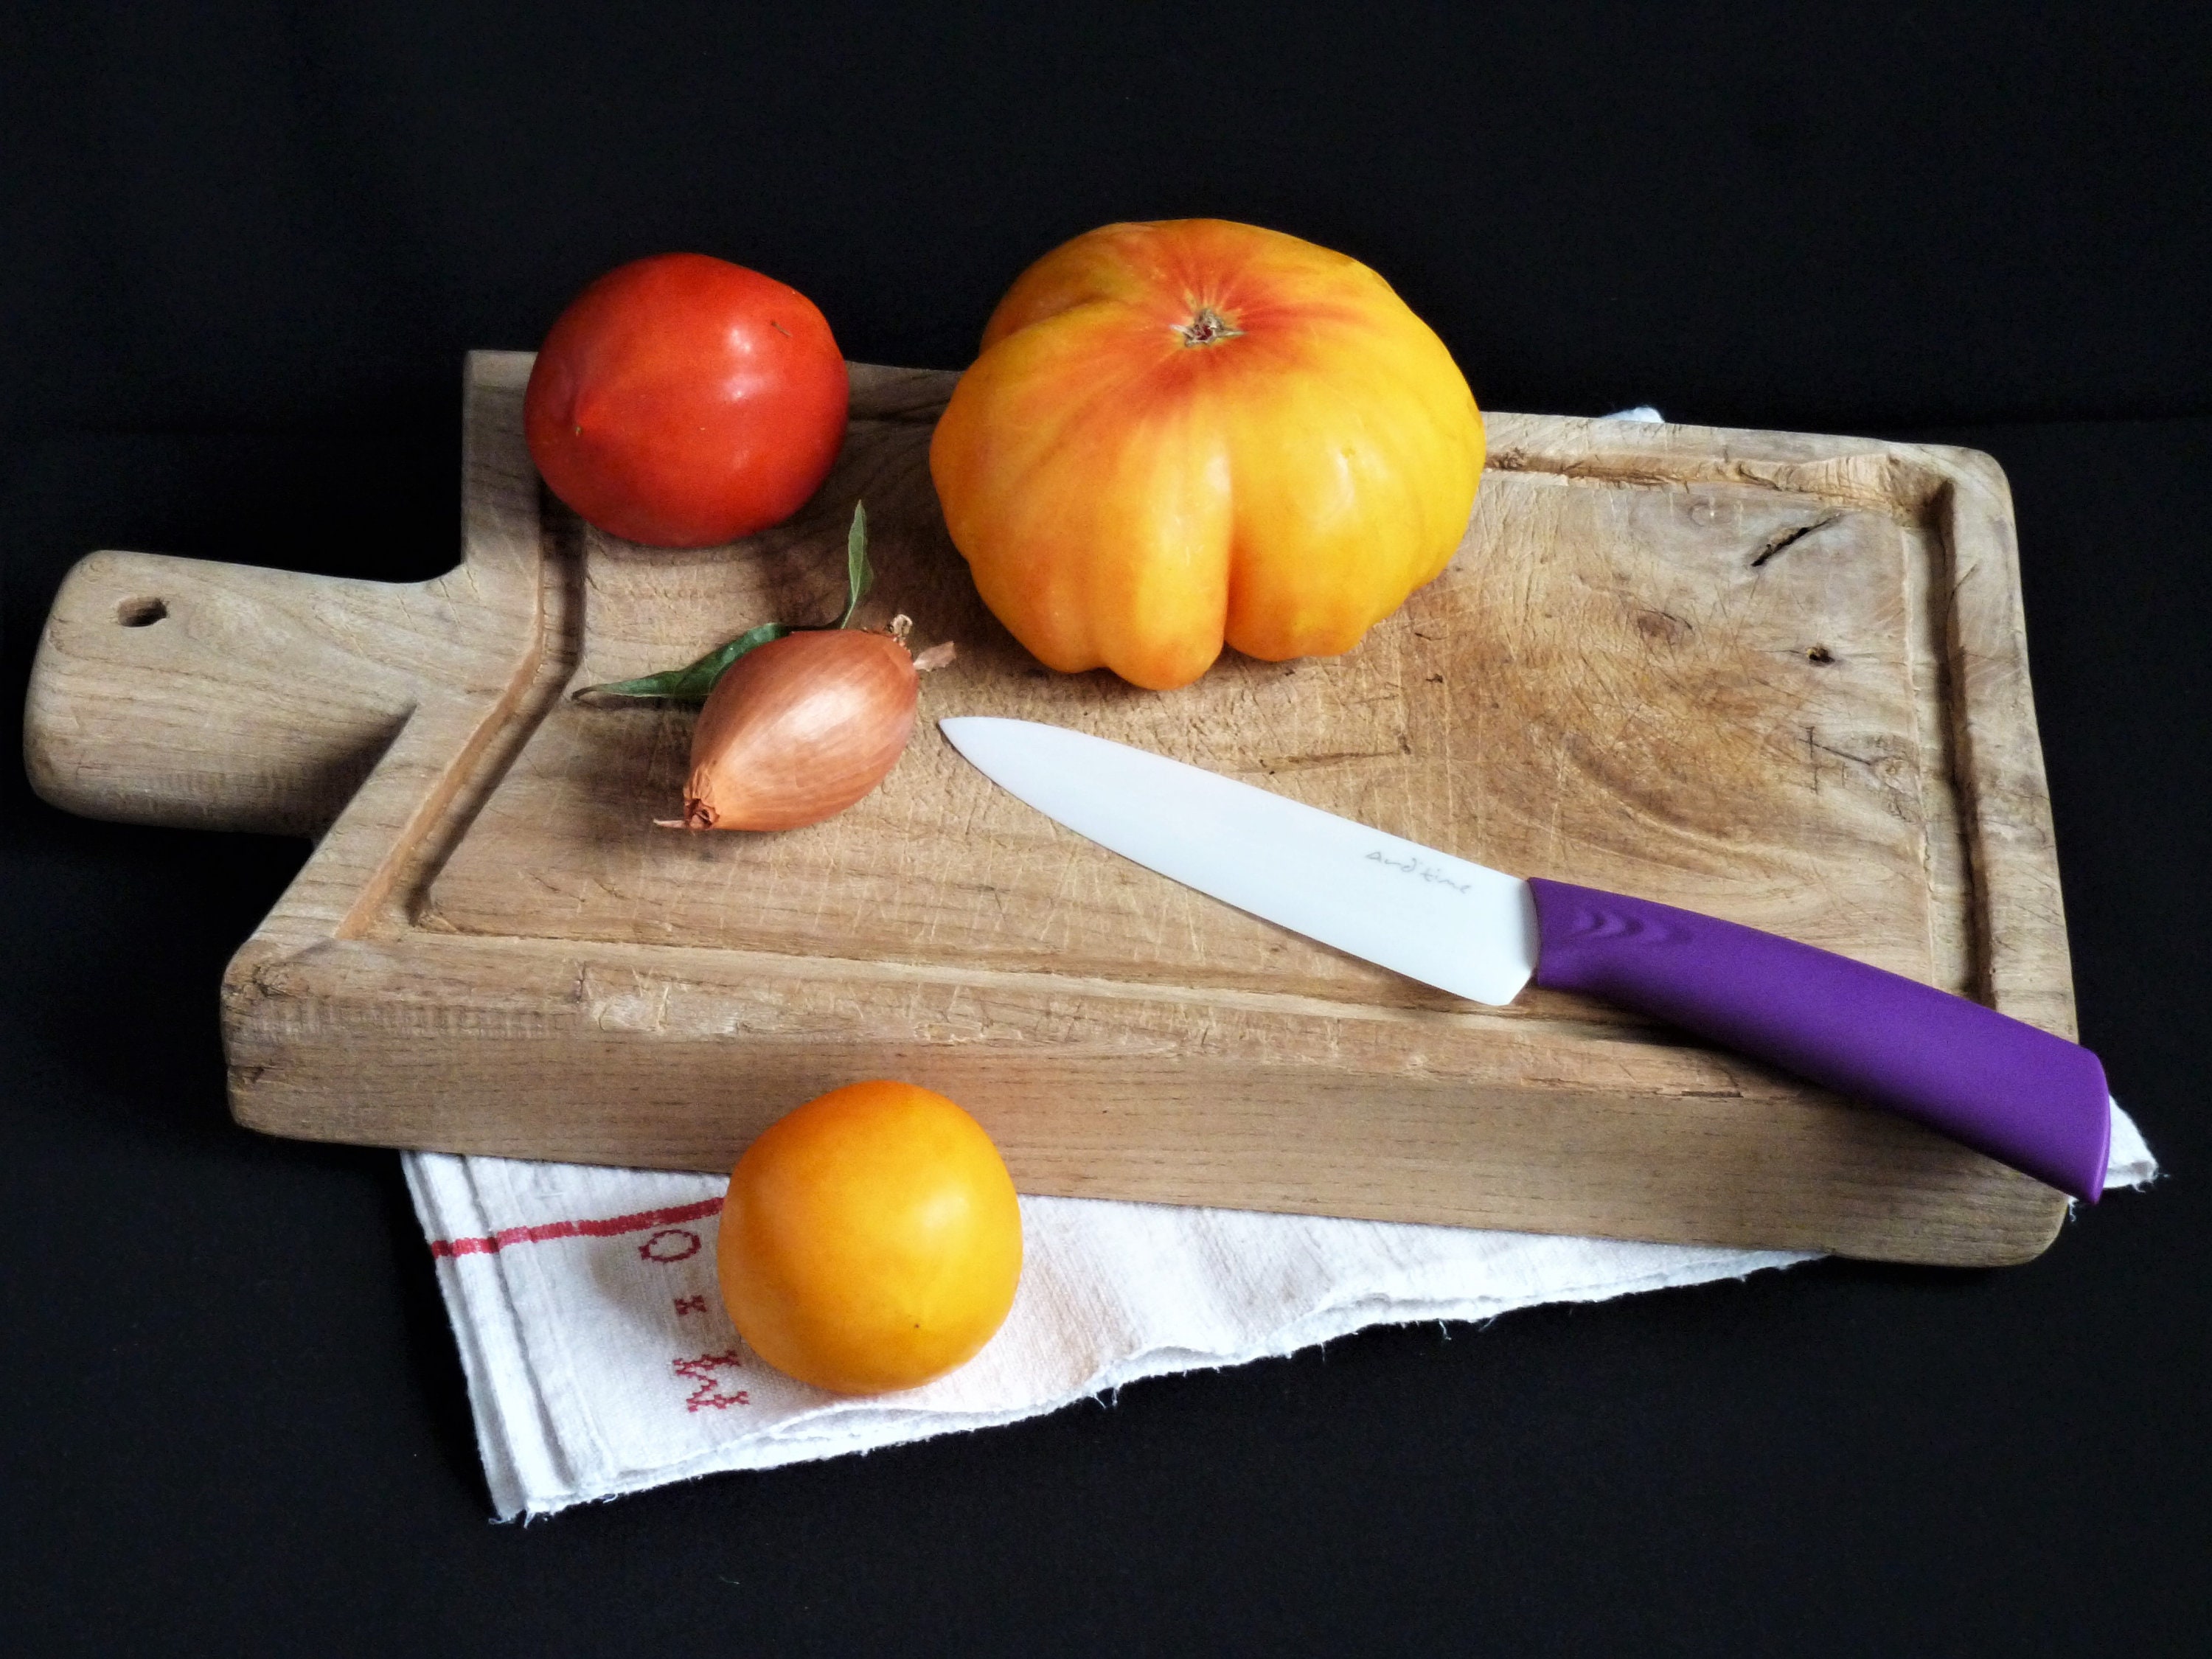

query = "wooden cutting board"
[[24, 352, 2083, 1265]]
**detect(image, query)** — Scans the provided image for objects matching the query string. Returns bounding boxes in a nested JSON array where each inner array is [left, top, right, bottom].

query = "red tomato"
[[524, 253, 849, 547]]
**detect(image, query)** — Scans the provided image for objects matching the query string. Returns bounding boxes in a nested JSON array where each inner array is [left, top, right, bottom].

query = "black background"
[[4, 4, 2208, 1653]]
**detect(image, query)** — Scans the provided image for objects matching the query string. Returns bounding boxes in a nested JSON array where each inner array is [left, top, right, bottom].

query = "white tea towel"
[[403, 1102, 2156, 1520]]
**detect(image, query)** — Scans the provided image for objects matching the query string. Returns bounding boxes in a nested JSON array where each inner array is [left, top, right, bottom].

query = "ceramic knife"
[[939, 716, 2112, 1200]]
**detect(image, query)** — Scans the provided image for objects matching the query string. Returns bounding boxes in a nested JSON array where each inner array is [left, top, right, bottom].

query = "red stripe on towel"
[[428, 1195, 726, 1259]]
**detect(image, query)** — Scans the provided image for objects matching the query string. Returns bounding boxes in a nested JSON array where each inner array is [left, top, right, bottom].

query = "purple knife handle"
[[1527, 879, 2111, 1200]]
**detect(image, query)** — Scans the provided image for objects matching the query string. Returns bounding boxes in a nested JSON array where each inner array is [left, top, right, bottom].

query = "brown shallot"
[[674, 628, 918, 830], [579, 504, 951, 830]]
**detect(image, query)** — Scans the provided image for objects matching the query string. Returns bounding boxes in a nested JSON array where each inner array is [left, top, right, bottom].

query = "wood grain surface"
[[23, 352, 2080, 1264]]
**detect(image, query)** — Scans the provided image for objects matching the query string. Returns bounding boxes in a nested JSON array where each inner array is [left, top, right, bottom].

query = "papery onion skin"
[[681, 630, 918, 830]]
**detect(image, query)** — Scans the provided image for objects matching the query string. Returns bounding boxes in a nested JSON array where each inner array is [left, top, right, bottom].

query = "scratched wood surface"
[[24, 352, 2079, 1264]]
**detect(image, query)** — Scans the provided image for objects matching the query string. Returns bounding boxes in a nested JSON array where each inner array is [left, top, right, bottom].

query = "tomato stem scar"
[[1177, 305, 1242, 347]]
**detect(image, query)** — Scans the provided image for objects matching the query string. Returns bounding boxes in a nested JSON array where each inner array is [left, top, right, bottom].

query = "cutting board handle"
[[24, 549, 435, 837]]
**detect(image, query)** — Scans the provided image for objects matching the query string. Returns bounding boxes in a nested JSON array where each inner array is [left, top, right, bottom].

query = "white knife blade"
[[939, 716, 1538, 1005]]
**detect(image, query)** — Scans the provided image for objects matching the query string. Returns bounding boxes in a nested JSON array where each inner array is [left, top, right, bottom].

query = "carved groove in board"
[[349, 495, 588, 939]]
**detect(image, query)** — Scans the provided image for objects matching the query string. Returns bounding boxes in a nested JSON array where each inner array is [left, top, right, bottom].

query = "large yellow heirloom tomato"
[[716, 1080, 1023, 1396], [928, 219, 1484, 690]]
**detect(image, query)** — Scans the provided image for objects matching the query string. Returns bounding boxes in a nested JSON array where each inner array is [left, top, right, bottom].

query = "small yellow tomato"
[[929, 218, 1485, 690], [717, 1080, 1023, 1395]]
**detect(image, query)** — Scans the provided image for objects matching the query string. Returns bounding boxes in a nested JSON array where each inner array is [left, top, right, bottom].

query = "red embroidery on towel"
[[674, 1295, 708, 1316], [639, 1228, 703, 1263], [427, 1197, 723, 1259], [674, 1350, 750, 1411]]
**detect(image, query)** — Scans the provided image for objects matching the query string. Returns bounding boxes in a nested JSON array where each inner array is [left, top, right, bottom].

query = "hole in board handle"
[[116, 597, 167, 627]]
